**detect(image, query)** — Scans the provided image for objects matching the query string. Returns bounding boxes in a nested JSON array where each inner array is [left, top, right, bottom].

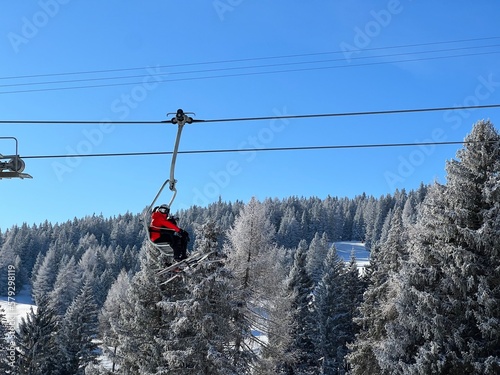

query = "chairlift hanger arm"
[[143, 109, 197, 253], [147, 109, 197, 212], [165, 109, 193, 205]]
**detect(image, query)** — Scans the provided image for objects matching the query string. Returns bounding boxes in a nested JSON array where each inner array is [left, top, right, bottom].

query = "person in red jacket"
[[149, 204, 189, 261]]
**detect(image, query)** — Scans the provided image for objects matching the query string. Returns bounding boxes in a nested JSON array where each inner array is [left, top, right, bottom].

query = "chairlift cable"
[[2, 103, 500, 125], [19, 140, 498, 160]]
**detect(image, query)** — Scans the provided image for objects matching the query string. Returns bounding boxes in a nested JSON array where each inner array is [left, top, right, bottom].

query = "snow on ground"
[[334, 241, 371, 272], [0, 285, 36, 330]]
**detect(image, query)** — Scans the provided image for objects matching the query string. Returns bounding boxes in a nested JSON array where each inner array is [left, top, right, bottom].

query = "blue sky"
[[1, 1, 499, 230]]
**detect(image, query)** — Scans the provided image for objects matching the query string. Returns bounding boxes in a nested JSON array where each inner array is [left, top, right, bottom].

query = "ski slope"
[[0, 285, 36, 330], [334, 241, 371, 272]]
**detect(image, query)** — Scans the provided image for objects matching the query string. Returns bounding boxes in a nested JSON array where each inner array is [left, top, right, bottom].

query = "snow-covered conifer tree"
[[158, 221, 241, 374], [277, 207, 301, 248], [59, 281, 99, 374], [347, 206, 407, 374], [254, 242, 294, 374], [348, 195, 365, 238], [315, 244, 351, 374], [15, 296, 62, 375], [281, 239, 320, 374], [98, 269, 132, 373], [0, 308, 14, 373], [321, 247, 364, 375], [369, 194, 394, 248], [48, 255, 82, 315], [305, 232, 329, 284], [381, 120, 500, 374], [31, 246, 59, 304], [224, 197, 284, 372], [114, 248, 185, 374]]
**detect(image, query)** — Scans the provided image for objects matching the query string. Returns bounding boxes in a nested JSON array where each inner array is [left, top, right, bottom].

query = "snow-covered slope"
[[334, 241, 370, 272], [0, 285, 36, 330]]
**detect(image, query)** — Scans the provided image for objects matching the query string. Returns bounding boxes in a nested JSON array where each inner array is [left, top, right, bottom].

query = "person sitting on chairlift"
[[149, 204, 189, 261]]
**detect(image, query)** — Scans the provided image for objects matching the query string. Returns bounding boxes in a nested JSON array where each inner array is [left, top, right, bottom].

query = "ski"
[[159, 252, 218, 285], [162, 272, 183, 284], [157, 251, 215, 276]]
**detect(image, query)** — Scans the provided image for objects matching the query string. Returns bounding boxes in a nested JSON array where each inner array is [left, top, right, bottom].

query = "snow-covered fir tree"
[[98, 269, 132, 373], [31, 245, 59, 304], [316, 244, 361, 375], [158, 221, 241, 374], [48, 255, 82, 315], [0, 308, 14, 373], [276, 207, 301, 248], [305, 232, 330, 284], [59, 281, 99, 374], [347, 205, 407, 374], [343, 250, 365, 336], [112, 245, 184, 374], [281, 239, 320, 374], [15, 296, 62, 375], [380, 120, 500, 374]]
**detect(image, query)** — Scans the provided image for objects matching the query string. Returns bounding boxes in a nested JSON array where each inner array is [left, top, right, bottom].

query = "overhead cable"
[[20, 140, 497, 160], [0, 39, 499, 94], [2, 103, 500, 125], [1, 43, 498, 90], [1, 51, 499, 95], [1, 36, 498, 81]]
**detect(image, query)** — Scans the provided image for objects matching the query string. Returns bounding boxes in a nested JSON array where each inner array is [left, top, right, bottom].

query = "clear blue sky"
[[1, 1, 499, 230]]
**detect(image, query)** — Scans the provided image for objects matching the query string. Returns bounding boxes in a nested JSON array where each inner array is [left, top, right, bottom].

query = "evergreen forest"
[[0, 119, 499, 374]]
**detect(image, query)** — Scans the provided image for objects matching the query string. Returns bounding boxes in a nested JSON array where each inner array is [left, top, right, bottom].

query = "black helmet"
[[158, 204, 170, 214]]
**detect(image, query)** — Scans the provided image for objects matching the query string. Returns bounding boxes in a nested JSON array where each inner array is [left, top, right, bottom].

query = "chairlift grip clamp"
[[170, 109, 193, 126]]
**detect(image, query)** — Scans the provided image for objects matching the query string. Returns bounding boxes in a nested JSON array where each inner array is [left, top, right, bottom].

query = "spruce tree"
[[281, 239, 319, 374], [0, 308, 14, 374], [15, 296, 62, 375], [113, 244, 188, 374], [277, 208, 301, 248], [59, 281, 99, 374], [48, 255, 82, 315], [316, 244, 363, 375], [305, 232, 329, 284], [382, 120, 500, 374], [158, 221, 240, 374], [31, 246, 59, 304], [347, 206, 408, 374]]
